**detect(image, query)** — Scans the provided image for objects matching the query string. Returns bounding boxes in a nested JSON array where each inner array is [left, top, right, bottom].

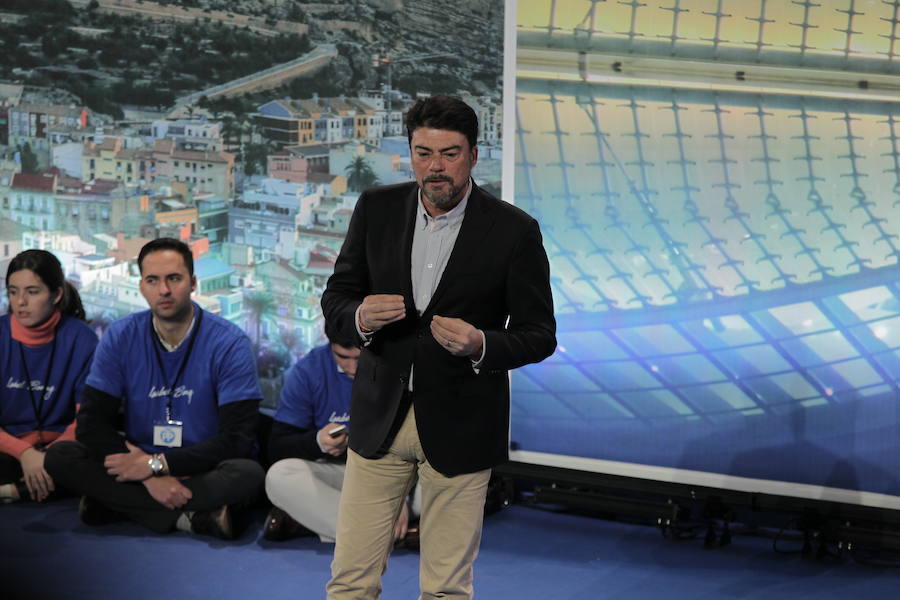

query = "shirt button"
[[427, 263, 433, 269]]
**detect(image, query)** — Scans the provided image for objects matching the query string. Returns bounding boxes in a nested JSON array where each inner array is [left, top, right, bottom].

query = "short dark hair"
[[137, 238, 194, 276], [6, 249, 86, 321], [405, 95, 478, 150], [324, 318, 360, 350]]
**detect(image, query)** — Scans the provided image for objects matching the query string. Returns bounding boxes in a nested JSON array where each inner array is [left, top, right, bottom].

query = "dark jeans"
[[44, 441, 264, 533], [0, 452, 22, 484], [1, 449, 71, 502]]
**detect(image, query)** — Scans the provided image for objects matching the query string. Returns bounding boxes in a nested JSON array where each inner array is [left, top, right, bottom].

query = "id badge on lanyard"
[[153, 417, 184, 448], [150, 309, 202, 449]]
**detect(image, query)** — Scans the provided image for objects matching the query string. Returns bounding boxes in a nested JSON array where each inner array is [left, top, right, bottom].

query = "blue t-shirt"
[[0, 314, 98, 435], [274, 344, 352, 430], [86, 304, 261, 453]]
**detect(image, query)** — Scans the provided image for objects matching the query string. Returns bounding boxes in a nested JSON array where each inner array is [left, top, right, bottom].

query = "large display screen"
[[510, 0, 900, 508]]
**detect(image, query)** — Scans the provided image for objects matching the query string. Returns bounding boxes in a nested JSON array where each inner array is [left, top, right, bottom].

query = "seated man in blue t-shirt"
[[45, 238, 264, 540], [265, 323, 416, 545]]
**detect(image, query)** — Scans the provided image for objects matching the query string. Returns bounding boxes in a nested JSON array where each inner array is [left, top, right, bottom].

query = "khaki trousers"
[[266, 458, 423, 543], [325, 406, 491, 600], [266, 458, 346, 542]]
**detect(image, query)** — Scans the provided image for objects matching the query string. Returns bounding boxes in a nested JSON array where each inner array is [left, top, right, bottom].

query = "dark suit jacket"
[[321, 181, 556, 476]]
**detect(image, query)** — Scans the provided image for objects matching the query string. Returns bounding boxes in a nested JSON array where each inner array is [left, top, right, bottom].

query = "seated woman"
[[0, 249, 98, 503]]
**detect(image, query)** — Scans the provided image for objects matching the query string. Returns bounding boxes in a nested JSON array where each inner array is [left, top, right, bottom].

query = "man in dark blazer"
[[321, 95, 556, 600]]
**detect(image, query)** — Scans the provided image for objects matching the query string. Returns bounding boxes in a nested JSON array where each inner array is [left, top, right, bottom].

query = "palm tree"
[[244, 290, 275, 347], [277, 326, 304, 365], [345, 155, 380, 192]]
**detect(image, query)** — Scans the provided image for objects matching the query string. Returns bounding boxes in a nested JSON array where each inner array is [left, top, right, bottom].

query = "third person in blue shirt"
[[265, 322, 417, 546]]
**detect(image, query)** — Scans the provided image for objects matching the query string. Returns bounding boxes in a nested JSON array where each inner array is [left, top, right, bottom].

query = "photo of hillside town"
[[0, 0, 505, 407]]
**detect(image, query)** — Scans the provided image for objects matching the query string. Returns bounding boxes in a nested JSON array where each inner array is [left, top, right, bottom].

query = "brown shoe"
[[394, 523, 420, 552], [264, 506, 315, 541], [189, 505, 234, 540]]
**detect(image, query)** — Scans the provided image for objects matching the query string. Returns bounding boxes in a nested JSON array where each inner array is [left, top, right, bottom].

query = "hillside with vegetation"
[[1, 0, 503, 120]]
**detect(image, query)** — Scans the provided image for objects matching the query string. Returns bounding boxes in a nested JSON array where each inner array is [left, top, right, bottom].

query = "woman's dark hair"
[[405, 95, 479, 150], [6, 249, 87, 321]]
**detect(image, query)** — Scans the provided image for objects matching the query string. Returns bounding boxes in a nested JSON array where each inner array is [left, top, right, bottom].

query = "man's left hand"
[[394, 499, 411, 541], [431, 316, 483, 358], [104, 441, 151, 482]]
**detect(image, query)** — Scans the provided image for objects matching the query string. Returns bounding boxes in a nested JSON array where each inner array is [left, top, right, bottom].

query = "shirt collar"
[[152, 312, 196, 352], [416, 178, 472, 230]]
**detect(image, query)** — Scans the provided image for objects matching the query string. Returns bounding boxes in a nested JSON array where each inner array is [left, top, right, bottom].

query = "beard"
[[422, 176, 465, 211]]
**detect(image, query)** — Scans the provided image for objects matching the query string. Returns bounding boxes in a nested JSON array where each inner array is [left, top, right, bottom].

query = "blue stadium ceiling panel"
[[513, 0, 900, 501]]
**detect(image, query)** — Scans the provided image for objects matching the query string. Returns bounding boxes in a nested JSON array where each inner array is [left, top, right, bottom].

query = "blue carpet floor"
[[1, 499, 896, 599]]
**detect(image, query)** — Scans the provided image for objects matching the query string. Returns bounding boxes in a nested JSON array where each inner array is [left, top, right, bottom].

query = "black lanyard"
[[17, 334, 58, 435], [150, 308, 203, 422]]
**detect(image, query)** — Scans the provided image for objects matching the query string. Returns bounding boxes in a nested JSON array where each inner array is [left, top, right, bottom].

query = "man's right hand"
[[317, 423, 349, 457], [143, 476, 192, 510], [19, 447, 53, 502], [358, 294, 405, 333]]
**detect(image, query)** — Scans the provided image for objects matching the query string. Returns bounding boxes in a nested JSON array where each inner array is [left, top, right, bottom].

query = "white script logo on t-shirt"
[[148, 385, 195, 404], [328, 411, 350, 423], [6, 377, 56, 400]]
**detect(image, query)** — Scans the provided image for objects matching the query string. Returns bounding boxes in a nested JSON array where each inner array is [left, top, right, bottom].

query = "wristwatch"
[[148, 454, 165, 477]]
